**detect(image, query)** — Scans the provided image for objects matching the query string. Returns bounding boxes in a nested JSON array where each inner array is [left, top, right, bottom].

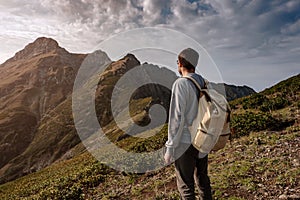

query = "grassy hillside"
[[230, 73, 299, 112], [0, 74, 299, 199], [230, 73, 299, 138], [0, 125, 298, 199]]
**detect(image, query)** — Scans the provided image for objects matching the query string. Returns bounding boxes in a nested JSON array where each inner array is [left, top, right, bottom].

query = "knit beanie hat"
[[178, 48, 199, 68]]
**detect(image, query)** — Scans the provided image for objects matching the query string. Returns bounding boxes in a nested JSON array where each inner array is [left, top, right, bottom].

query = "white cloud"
[[141, 0, 172, 25]]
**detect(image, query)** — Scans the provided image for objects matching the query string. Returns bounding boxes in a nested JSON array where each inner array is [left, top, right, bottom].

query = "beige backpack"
[[184, 76, 231, 154]]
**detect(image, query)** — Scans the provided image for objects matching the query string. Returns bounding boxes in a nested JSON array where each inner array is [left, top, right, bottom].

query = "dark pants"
[[175, 144, 212, 200]]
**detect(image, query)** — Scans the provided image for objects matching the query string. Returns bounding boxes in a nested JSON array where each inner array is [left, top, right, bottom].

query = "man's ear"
[[178, 62, 183, 68]]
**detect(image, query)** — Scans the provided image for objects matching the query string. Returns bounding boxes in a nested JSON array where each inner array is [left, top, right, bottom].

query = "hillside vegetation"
[[230, 73, 299, 139], [0, 74, 299, 199], [0, 128, 298, 199]]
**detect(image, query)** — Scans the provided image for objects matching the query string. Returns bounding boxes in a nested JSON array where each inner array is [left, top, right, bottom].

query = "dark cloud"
[[0, 0, 299, 90]]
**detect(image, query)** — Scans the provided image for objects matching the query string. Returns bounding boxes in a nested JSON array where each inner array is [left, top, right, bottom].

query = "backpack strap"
[[183, 76, 203, 91], [183, 76, 211, 102], [184, 76, 231, 114], [203, 79, 209, 89]]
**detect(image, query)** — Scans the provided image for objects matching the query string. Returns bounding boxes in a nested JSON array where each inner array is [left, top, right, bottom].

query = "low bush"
[[231, 111, 293, 138]]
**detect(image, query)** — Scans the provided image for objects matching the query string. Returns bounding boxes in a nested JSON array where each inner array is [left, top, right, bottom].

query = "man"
[[164, 48, 212, 200]]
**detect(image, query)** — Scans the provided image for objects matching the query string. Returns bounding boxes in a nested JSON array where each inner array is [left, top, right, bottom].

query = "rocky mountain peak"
[[10, 37, 65, 61], [123, 53, 140, 64]]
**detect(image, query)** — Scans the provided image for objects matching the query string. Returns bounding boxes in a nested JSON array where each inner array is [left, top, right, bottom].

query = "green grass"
[[209, 130, 298, 199], [1, 125, 299, 199], [0, 153, 106, 199]]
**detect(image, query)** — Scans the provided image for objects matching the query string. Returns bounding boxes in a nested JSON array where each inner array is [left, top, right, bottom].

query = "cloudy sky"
[[0, 0, 299, 91]]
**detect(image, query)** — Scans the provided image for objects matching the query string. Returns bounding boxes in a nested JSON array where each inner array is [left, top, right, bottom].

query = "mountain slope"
[[0, 37, 87, 171], [229, 73, 299, 138], [0, 40, 112, 183], [95, 57, 178, 142]]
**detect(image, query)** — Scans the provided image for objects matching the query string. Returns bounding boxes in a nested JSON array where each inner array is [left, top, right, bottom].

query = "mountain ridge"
[[2, 37, 66, 65]]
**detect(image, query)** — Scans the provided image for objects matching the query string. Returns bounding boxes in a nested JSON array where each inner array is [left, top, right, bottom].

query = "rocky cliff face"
[[0, 37, 87, 175], [0, 37, 86, 118], [95, 54, 142, 128], [0, 38, 113, 183]]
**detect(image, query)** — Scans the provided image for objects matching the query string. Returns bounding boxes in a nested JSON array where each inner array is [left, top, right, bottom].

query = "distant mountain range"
[[0, 37, 256, 183]]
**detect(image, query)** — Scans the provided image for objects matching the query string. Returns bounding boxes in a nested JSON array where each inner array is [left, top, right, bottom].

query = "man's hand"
[[164, 153, 173, 165]]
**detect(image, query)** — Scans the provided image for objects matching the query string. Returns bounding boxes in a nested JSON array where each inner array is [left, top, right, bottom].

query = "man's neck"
[[181, 70, 194, 77]]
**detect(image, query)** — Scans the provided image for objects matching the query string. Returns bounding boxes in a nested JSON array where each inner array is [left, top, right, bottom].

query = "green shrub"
[[241, 93, 267, 110], [260, 96, 290, 112], [241, 93, 291, 112], [231, 111, 290, 138]]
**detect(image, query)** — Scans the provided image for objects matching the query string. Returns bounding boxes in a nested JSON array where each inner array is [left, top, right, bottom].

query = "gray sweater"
[[165, 73, 206, 158]]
